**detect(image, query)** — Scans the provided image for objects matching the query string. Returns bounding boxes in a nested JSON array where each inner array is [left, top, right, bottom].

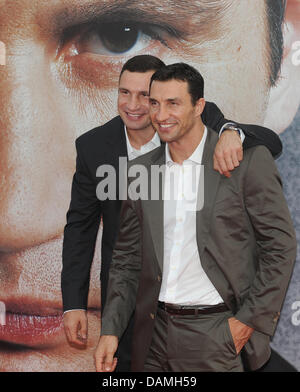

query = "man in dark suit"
[[61, 55, 283, 372], [96, 63, 296, 372]]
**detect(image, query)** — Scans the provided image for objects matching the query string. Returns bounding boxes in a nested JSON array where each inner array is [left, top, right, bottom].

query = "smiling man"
[[0, 0, 299, 372], [96, 63, 297, 372]]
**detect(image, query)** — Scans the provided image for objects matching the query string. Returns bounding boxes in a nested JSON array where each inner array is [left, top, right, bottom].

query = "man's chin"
[[156, 132, 175, 143]]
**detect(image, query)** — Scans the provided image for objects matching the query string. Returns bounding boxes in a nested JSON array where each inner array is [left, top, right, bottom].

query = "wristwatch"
[[224, 124, 242, 135]]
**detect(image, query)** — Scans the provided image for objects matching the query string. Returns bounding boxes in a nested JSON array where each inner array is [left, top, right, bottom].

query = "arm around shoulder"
[[201, 101, 282, 158]]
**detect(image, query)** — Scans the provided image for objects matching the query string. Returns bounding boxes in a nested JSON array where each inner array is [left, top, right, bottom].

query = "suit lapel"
[[104, 117, 128, 200], [142, 145, 165, 273], [196, 129, 221, 257], [106, 116, 128, 159]]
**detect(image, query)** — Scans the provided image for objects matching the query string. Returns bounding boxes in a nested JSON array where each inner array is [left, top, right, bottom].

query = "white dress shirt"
[[159, 127, 224, 305], [125, 126, 161, 161]]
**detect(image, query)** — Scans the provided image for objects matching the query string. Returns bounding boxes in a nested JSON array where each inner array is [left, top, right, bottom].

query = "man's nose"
[[126, 94, 141, 111], [155, 105, 169, 122], [0, 48, 76, 252]]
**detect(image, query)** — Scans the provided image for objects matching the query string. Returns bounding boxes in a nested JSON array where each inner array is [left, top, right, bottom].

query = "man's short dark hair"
[[119, 55, 165, 79], [267, 0, 286, 85], [150, 63, 204, 106]]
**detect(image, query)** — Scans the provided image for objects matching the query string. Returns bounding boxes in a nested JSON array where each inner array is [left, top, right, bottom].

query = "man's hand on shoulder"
[[214, 130, 243, 178], [94, 335, 119, 372], [63, 309, 88, 346]]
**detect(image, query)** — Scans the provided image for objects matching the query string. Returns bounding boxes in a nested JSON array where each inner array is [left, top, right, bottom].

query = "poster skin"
[[0, 0, 299, 372]]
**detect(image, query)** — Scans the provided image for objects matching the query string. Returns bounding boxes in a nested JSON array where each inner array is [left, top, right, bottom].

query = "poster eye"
[[59, 18, 180, 61], [92, 23, 145, 55], [77, 21, 171, 56]]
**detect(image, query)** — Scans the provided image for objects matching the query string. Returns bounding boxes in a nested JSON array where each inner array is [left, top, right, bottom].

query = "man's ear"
[[264, 0, 300, 134], [195, 98, 206, 118]]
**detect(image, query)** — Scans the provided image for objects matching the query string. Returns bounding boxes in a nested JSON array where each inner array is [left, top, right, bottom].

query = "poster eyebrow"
[[46, 0, 229, 35]]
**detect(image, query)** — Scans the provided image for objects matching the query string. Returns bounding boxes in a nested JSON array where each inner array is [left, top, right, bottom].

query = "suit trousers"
[[143, 307, 244, 372]]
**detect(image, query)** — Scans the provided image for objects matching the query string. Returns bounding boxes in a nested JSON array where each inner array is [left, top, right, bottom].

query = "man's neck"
[[126, 125, 156, 150], [168, 121, 205, 164]]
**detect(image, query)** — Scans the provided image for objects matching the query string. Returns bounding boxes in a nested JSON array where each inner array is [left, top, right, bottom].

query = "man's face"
[[150, 79, 202, 143], [117, 70, 154, 131], [0, 0, 294, 372]]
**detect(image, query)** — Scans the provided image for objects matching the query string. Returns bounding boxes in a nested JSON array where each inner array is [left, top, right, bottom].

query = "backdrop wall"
[[0, 0, 299, 371]]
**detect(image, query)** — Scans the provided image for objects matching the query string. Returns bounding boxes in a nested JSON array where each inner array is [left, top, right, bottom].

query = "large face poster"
[[0, 0, 299, 372]]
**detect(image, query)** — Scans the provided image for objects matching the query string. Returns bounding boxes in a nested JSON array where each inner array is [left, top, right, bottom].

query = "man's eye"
[[66, 21, 172, 57], [57, 19, 182, 92], [84, 23, 154, 55]]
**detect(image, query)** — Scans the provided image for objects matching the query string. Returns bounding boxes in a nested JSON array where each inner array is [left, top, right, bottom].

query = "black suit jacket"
[[61, 103, 282, 312]]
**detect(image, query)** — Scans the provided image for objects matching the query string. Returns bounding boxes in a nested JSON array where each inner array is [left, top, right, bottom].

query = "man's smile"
[[125, 112, 148, 120]]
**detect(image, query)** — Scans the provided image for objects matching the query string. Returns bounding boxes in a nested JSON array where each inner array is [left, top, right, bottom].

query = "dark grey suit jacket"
[[101, 128, 297, 371]]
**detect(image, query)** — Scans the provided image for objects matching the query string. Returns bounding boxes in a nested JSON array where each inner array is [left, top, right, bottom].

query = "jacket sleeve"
[[61, 138, 102, 311], [202, 101, 282, 158], [101, 197, 142, 339], [234, 146, 297, 336]]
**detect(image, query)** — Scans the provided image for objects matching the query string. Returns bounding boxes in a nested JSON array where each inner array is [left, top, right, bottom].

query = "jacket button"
[[150, 313, 155, 319], [157, 275, 161, 282]]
